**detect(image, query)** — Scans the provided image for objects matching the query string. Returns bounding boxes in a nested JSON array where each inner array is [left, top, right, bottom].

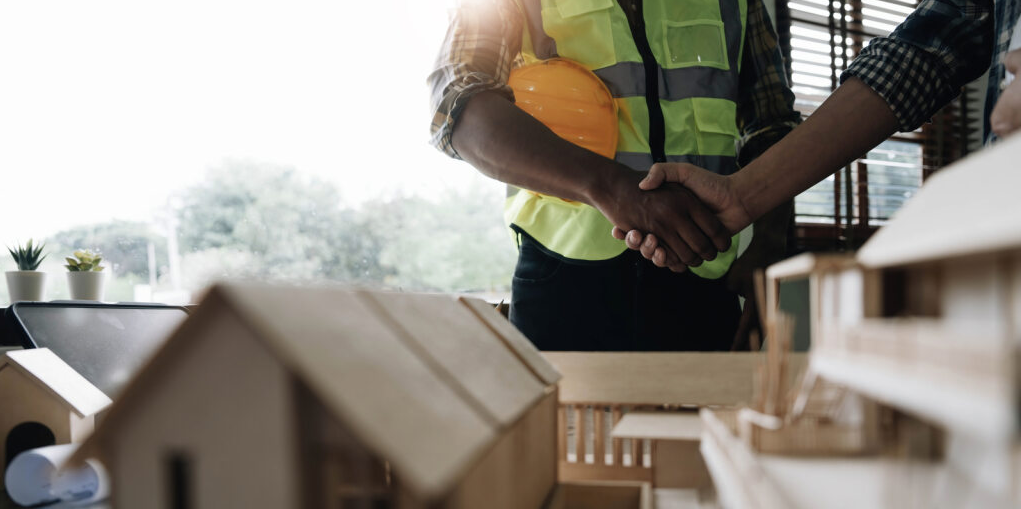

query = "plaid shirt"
[[840, 0, 998, 137], [428, 0, 801, 167]]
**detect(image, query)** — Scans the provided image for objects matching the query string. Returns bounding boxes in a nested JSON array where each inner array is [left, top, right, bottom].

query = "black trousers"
[[509, 231, 740, 351]]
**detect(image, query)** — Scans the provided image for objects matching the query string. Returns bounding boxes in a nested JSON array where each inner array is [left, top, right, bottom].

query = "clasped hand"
[[608, 163, 750, 272], [991, 49, 1021, 138]]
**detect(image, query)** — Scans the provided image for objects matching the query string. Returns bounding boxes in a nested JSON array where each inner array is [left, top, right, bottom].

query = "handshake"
[[602, 162, 754, 273]]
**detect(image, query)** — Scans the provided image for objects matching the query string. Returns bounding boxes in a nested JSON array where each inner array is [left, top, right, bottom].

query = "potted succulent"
[[65, 249, 108, 301], [5, 239, 48, 302]]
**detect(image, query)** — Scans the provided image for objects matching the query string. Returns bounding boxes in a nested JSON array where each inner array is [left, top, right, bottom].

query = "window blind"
[[777, 0, 978, 246]]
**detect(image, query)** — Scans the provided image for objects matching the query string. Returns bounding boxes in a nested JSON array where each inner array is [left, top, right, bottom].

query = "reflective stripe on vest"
[[509, 0, 749, 277]]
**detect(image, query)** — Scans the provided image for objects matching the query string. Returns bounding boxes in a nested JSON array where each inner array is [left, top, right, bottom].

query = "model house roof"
[[1, 348, 111, 418], [858, 133, 1021, 268], [73, 283, 559, 500]]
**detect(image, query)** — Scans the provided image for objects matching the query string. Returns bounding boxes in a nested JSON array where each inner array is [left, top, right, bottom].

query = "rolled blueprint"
[[4, 443, 109, 506]]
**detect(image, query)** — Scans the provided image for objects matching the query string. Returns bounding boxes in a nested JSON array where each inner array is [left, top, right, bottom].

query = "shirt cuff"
[[430, 72, 515, 160], [840, 38, 956, 132], [737, 120, 800, 167]]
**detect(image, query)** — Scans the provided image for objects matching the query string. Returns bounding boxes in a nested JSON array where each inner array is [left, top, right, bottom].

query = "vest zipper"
[[622, 0, 666, 164]]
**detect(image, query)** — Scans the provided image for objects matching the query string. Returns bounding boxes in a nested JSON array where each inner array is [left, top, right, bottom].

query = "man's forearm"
[[451, 90, 629, 205], [732, 77, 899, 222]]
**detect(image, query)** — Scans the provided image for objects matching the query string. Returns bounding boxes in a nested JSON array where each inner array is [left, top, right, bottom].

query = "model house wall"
[[107, 308, 300, 509]]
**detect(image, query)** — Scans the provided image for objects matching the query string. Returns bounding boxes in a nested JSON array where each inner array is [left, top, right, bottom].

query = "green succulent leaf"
[[65, 248, 105, 272], [9, 239, 47, 270], [28, 254, 46, 271]]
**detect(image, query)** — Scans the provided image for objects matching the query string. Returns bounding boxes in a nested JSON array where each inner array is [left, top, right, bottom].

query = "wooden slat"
[[575, 405, 586, 463], [593, 406, 605, 466], [558, 405, 569, 462], [648, 440, 656, 474], [612, 407, 623, 466], [630, 437, 641, 468]]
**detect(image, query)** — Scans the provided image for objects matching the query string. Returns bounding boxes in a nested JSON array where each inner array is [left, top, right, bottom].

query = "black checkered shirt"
[[840, 0, 997, 135]]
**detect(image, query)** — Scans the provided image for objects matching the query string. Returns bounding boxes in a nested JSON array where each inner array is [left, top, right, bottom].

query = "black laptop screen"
[[12, 305, 188, 398]]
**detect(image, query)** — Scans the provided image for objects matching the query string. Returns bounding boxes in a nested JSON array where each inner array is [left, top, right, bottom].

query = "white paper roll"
[[4, 443, 109, 506]]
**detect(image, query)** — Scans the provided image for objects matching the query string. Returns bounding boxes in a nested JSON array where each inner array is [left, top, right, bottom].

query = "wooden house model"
[[69, 283, 653, 509], [0, 348, 111, 481], [700, 131, 1021, 508]]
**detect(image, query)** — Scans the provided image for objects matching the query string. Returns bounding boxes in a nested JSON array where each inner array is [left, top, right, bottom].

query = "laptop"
[[1, 302, 189, 398]]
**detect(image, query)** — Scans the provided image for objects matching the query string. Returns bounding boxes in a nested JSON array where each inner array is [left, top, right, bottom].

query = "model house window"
[[778, 0, 982, 249], [881, 268, 941, 318]]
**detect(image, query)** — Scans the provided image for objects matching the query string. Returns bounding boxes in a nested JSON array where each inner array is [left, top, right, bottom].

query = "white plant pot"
[[5, 271, 48, 302], [66, 271, 108, 301]]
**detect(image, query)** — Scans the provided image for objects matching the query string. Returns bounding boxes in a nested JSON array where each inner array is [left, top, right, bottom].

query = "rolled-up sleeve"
[[428, 0, 523, 159], [840, 0, 994, 132], [736, 0, 803, 167]]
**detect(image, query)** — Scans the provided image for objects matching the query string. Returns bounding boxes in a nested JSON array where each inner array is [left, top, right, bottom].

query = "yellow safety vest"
[[506, 0, 751, 279]]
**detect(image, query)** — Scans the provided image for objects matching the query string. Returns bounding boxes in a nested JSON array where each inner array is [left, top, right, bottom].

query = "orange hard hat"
[[508, 58, 618, 159]]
